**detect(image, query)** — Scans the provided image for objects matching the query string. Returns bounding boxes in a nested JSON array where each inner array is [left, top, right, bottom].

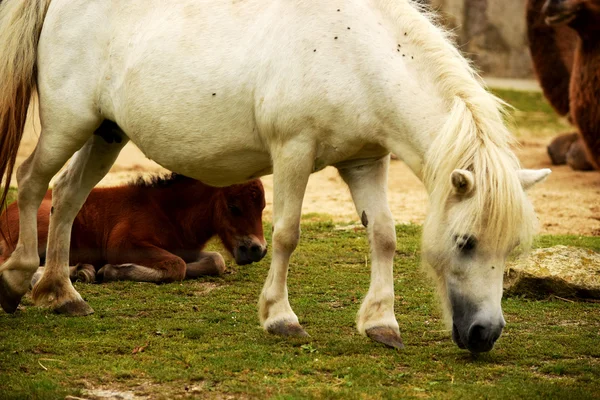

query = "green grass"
[[491, 88, 572, 139], [1, 90, 598, 399], [1, 223, 599, 399]]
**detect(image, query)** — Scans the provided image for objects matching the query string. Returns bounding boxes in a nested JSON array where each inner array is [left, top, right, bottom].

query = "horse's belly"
[[135, 140, 272, 187]]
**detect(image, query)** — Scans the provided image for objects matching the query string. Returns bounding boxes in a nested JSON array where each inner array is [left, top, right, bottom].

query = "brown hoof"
[[566, 139, 595, 171], [54, 299, 94, 316], [75, 264, 96, 283], [366, 326, 405, 349], [97, 265, 117, 282], [0, 273, 23, 313], [547, 133, 579, 165], [267, 320, 310, 337]]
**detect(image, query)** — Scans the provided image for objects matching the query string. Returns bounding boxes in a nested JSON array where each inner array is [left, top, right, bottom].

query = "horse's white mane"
[[377, 0, 536, 251]]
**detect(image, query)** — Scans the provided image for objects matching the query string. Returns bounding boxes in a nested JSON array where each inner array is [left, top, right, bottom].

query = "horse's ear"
[[518, 169, 551, 190], [451, 169, 474, 196]]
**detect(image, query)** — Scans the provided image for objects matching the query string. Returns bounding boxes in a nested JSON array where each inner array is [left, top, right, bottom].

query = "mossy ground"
[[1, 223, 599, 399]]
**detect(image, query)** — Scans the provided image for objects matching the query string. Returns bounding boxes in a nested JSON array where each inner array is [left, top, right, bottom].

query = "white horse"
[[0, 0, 549, 353]]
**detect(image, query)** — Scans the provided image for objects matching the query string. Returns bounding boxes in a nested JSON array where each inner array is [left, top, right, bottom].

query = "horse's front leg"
[[258, 140, 314, 337], [185, 251, 226, 278], [338, 156, 403, 349], [31, 131, 128, 314]]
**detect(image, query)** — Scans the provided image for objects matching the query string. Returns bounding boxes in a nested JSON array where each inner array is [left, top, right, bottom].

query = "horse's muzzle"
[[450, 291, 505, 353], [233, 238, 267, 265], [452, 320, 504, 353]]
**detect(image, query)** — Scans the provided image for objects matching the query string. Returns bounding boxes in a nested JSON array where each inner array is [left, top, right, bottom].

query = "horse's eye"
[[228, 204, 242, 216], [454, 235, 477, 255]]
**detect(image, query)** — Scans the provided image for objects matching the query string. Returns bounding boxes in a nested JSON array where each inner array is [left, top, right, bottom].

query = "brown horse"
[[527, 0, 600, 171], [0, 173, 267, 284]]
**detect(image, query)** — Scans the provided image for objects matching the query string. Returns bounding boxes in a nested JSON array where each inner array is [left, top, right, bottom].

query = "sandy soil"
[[12, 97, 600, 237]]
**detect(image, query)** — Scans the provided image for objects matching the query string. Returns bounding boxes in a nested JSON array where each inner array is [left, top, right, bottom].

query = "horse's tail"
[[0, 0, 52, 235]]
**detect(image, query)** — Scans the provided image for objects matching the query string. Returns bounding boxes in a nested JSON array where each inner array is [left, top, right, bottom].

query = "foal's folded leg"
[[185, 251, 227, 278], [99, 246, 186, 283]]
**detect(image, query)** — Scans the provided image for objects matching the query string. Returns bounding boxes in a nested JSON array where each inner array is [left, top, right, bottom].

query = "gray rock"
[[504, 246, 600, 299]]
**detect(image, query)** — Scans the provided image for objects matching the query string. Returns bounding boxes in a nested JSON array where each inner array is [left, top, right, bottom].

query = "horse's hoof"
[[76, 264, 96, 283], [566, 140, 595, 171], [0, 273, 23, 313], [547, 132, 579, 165], [97, 264, 118, 282], [267, 320, 310, 337], [366, 326, 405, 349], [54, 299, 94, 316]]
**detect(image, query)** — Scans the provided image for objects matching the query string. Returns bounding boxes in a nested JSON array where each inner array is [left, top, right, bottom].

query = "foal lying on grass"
[[0, 174, 267, 284]]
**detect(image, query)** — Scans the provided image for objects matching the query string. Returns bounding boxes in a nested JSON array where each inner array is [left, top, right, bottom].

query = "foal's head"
[[215, 179, 267, 265], [423, 160, 550, 353], [543, 0, 600, 29]]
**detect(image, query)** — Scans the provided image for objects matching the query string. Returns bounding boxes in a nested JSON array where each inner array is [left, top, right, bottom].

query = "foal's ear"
[[451, 169, 474, 196], [518, 168, 551, 190]]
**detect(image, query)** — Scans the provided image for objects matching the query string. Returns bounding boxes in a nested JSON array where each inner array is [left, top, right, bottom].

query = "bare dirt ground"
[[13, 94, 600, 237]]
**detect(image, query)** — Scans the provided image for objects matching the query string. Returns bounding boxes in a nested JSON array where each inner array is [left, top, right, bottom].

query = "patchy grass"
[[1, 223, 599, 399]]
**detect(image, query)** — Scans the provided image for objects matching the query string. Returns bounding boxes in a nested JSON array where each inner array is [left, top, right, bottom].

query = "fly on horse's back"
[[0, 0, 550, 353]]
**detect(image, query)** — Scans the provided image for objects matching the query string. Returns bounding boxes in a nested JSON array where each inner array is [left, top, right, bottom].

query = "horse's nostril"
[[249, 244, 264, 260], [239, 245, 248, 253], [469, 324, 486, 344], [466, 323, 503, 353]]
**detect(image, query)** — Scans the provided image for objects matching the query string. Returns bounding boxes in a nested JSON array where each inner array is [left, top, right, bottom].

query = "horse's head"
[[216, 179, 267, 265], [543, 0, 600, 28], [422, 167, 550, 353]]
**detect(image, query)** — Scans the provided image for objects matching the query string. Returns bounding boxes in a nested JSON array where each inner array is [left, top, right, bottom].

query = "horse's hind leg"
[[31, 130, 128, 314], [0, 117, 100, 313], [338, 156, 403, 349]]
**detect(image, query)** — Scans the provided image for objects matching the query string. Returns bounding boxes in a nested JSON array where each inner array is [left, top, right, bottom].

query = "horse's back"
[[39, 0, 441, 183]]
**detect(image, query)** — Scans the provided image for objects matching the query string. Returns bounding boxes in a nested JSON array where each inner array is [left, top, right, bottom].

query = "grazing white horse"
[[0, 0, 549, 353]]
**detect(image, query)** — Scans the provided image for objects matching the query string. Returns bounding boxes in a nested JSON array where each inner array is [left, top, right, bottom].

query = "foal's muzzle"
[[233, 237, 267, 265]]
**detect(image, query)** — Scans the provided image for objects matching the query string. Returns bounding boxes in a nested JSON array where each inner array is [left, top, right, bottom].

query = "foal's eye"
[[454, 235, 477, 255], [228, 204, 242, 216]]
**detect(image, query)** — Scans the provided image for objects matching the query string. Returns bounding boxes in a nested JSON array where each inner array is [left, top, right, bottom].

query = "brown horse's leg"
[[99, 247, 186, 283], [547, 132, 579, 165], [566, 138, 595, 171], [185, 252, 227, 278]]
